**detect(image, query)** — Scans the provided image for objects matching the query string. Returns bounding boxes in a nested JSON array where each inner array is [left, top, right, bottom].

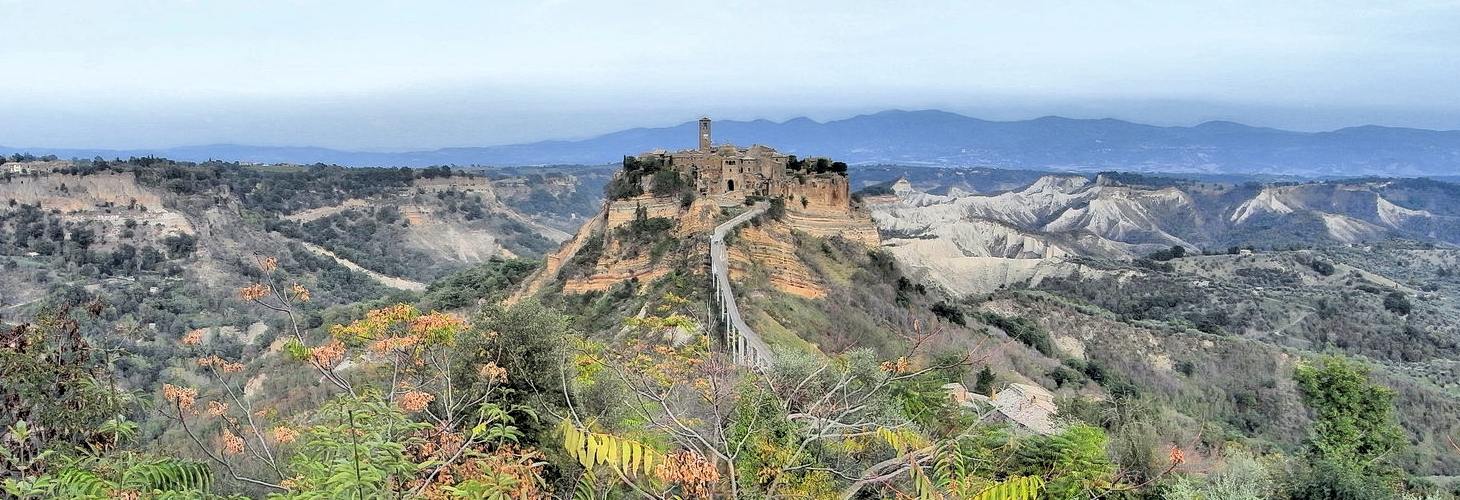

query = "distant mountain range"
[[5, 110, 1460, 176]]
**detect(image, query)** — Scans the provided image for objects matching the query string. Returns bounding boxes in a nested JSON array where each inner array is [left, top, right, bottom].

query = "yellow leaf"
[[596, 434, 611, 466], [629, 441, 642, 476], [643, 447, 654, 476], [582, 433, 598, 469], [606, 435, 620, 468]]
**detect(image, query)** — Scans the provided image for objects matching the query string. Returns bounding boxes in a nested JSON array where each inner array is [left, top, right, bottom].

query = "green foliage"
[[624, 215, 674, 239], [162, 233, 197, 258], [1289, 456, 1398, 500], [1165, 447, 1276, 500], [561, 231, 604, 279], [727, 380, 801, 490], [273, 396, 432, 498], [913, 424, 1116, 500], [0, 307, 127, 480], [649, 169, 690, 197], [930, 300, 965, 326], [765, 198, 786, 221], [973, 367, 997, 397], [971, 475, 1043, 500], [1147, 245, 1188, 261], [894, 372, 971, 433], [978, 311, 1054, 356], [605, 159, 662, 200], [1012, 424, 1118, 499], [0, 205, 179, 277], [1382, 291, 1412, 315], [282, 207, 440, 281], [422, 258, 538, 310], [4, 453, 214, 499], [1295, 356, 1404, 467], [461, 300, 573, 438]]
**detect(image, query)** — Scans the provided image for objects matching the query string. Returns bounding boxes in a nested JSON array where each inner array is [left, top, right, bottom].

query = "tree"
[[1147, 245, 1187, 261], [1, 305, 127, 481], [143, 258, 557, 497], [973, 367, 996, 397], [1292, 356, 1405, 498], [162, 233, 196, 258], [1, 304, 217, 499], [1382, 291, 1412, 315], [1165, 447, 1276, 500]]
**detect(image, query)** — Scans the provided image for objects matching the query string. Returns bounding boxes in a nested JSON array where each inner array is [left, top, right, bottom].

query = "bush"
[[162, 233, 197, 258], [421, 259, 538, 310], [650, 169, 690, 197], [973, 366, 996, 396], [1309, 259, 1336, 276], [979, 311, 1054, 356], [766, 198, 786, 221], [1146, 245, 1187, 261], [561, 232, 604, 279], [1382, 291, 1412, 315], [1048, 366, 1081, 387], [605, 171, 645, 200], [930, 301, 965, 326]]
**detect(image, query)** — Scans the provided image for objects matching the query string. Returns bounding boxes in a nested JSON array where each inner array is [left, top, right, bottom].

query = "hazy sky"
[[2, 0, 1458, 150]]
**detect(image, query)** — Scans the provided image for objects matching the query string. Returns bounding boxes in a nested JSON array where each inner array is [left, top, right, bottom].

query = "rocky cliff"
[[516, 170, 880, 301]]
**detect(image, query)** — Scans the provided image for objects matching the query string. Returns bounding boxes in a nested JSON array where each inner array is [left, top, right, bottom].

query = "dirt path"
[[283, 199, 372, 223]]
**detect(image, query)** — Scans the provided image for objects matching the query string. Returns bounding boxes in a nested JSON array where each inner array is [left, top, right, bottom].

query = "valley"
[[5, 150, 1460, 498], [8, 4, 1459, 498]]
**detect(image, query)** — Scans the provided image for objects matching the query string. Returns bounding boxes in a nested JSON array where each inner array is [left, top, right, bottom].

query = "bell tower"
[[698, 116, 712, 151]]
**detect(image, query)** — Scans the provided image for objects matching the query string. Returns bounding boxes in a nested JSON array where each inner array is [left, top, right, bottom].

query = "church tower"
[[698, 117, 712, 151]]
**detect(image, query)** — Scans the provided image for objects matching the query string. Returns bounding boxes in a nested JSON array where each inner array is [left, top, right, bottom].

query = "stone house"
[[634, 117, 854, 215]]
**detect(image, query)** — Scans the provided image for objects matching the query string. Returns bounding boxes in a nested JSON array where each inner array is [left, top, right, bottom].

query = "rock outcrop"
[[728, 222, 826, 299]]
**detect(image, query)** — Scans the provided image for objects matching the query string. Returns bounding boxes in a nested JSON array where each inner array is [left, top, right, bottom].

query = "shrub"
[[979, 311, 1054, 356], [1146, 245, 1187, 261], [930, 301, 965, 326], [650, 169, 689, 197], [422, 259, 538, 310], [1382, 291, 1412, 315], [1309, 259, 1336, 276]]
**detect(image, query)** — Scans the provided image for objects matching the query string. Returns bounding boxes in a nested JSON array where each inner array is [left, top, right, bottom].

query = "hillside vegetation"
[[3, 157, 1459, 498]]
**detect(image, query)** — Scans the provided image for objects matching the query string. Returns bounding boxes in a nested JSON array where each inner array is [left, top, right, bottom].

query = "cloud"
[[1, 0, 1456, 148]]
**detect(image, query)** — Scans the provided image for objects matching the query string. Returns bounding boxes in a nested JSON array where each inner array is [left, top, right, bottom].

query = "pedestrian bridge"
[[708, 202, 775, 368]]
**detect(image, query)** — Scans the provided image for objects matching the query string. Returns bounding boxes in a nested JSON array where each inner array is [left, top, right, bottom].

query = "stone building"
[[635, 117, 852, 213]]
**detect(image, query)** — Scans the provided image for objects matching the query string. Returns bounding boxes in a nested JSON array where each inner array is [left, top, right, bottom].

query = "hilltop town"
[[634, 117, 853, 209], [520, 117, 878, 297]]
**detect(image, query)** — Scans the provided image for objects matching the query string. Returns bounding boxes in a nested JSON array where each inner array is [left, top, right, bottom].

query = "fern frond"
[[970, 475, 1043, 500]]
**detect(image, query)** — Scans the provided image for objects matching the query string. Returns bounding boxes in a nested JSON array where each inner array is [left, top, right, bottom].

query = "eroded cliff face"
[[515, 171, 880, 300], [772, 174, 880, 247], [518, 193, 720, 297], [560, 194, 714, 294], [728, 221, 826, 299], [0, 165, 194, 238]]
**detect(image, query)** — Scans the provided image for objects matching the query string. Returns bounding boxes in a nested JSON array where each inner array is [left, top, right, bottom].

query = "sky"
[[2, 0, 1458, 150]]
